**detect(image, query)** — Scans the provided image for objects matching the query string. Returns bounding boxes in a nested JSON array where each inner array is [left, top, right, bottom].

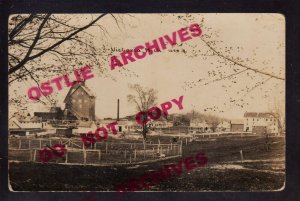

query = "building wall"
[[9, 119, 42, 129], [252, 126, 267, 135], [67, 87, 95, 121], [56, 128, 73, 136], [149, 121, 173, 128], [89, 98, 96, 120], [189, 120, 213, 133], [244, 116, 278, 134], [231, 124, 244, 132], [34, 112, 59, 121], [10, 130, 26, 136], [116, 120, 139, 133]]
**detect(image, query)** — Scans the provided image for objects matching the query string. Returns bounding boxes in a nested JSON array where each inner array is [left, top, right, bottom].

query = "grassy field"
[[9, 135, 285, 191]]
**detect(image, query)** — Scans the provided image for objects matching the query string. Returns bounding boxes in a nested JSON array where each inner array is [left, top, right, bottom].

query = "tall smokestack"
[[117, 99, 120, 121]]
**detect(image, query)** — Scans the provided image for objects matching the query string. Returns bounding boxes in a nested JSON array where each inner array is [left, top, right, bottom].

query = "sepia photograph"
[[8, 13, 285, 192]]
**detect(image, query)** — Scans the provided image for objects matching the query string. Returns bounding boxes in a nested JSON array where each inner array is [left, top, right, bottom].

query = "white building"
[[73, 121, 97, 135], [9, 116, 46, 136], [9, 117, 44, 129], [116, 119, 138, 133], [97, 119, 139, 133], [189, 119, 213, 133], [244, 112, 278, 134], [149, 119, 173, 129]]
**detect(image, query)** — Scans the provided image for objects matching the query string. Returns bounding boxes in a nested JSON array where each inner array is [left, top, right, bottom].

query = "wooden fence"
[[191, 132, 280, 138], [8, 138, 182, 165]]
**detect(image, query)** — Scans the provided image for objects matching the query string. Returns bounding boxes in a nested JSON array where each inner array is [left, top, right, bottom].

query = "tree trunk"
[[277, 118, 283, 136], [142, 123, 147, 140]]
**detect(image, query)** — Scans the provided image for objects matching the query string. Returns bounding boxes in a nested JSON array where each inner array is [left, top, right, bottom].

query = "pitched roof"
[[15, 115, 41, 122], [258, 113, 275, 118], [244, 112, 258, 117], [64, 82, 95, 103], [9, 117, 22, 128], [244, 112, 275, 118]]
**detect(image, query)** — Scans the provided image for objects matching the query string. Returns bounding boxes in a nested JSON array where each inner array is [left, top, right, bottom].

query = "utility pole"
[[117, 99, 120, 121]]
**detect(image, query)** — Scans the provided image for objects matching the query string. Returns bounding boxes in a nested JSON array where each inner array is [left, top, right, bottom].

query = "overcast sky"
[[9, 13, 285, 120]]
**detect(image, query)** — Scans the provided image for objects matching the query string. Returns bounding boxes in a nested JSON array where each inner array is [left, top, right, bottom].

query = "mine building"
[[63, 81, 96, 121]]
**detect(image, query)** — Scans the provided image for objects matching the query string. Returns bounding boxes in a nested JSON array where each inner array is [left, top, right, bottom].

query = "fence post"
[[158, 139, 160, 153], [50, 139, 52, 146], [171, 142, 173, 150], [152, 147, 155, 158], [134, 149, 137, 161], [186, 138, 188, 145], [143, 141, 146, 159], [83, 150, 86, 165], [33, 150, 36, 162], [65, 151, 68, 164], [39, 139, 41, 148], [240, 150, 244, 161], [160, 146, 163, 156], [29, 139, 31, 149], [180, 140, 183, 156], [98, 150, 101, 163], [158, 139, 161, 151], [124, 150, 127, 163], [106, 142, 108, 153], [19, 139, 21, 149], [129, 153, 132, 163], [30, 149, 33, 161]]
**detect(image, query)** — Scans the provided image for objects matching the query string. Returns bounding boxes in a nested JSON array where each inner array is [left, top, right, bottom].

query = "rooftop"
[[244, 112, 275, 118], [64, 81, 95, 103]]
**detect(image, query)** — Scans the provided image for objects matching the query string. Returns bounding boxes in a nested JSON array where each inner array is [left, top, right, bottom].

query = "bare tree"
[[269, 98, 285, 136], [206, 114, 221, 132], [8, 14, 109, 80], [127, 84, 158, 140], [8, 14, 111, 108], [8, 14, 140, 115], [160, 14, 285, 114]]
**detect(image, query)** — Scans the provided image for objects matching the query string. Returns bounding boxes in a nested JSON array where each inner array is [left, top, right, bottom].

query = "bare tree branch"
[[200, 37, 285, 81], [9, 14, 35, 40], [9, 13, 108, 75]]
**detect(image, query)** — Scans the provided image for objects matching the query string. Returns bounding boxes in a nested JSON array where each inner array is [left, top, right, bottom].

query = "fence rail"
[[8, 138, 182, 166]]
